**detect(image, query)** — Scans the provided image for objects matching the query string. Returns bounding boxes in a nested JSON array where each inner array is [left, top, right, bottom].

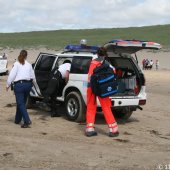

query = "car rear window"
[[109, 57, 134, 70]]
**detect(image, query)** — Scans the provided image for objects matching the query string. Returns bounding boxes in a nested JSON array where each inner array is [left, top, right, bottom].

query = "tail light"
[[139, 99, 146, 105]]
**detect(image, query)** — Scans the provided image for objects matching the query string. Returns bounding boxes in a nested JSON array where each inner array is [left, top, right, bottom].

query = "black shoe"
[[21, 123, 30, 128], [28, 121, 32, 125], [85, 131, 98, 137], [109, 131, 119, 137], [51, 110, 61, 117], [15, 121, 21, 124], [23, 121, 32, 125], [51, 112, 61, 117], [39, 102, 51, 112]]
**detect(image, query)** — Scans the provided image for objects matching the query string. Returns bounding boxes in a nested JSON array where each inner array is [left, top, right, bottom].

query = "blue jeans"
[[14, 82, 32, 124]]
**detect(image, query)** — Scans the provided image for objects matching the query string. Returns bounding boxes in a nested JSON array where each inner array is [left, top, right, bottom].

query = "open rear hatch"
[[104, 39, 161, 54], [103, 39, 161, 97]]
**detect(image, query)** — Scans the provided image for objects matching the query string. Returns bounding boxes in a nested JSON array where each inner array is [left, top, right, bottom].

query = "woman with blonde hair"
[[6, 50, 35, 128]]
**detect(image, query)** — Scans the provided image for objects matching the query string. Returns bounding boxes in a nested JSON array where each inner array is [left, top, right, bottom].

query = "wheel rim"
[[67, 98, 78, 117]]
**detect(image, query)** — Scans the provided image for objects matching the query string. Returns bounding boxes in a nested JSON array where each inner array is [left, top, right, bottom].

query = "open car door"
[[33, 53, 58, 95]]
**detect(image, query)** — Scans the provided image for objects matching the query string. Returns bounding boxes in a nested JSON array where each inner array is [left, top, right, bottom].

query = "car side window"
[[35, 55, 56, 71], [70, 56, 92, 74], [54, 57, 73, 69]]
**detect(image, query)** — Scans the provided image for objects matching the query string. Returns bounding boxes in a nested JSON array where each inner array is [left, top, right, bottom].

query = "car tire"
[[119, 111, 133, 120], [26, 95, 36, 109], [113, 110, 133, 120], [65, 91, 86, 122]]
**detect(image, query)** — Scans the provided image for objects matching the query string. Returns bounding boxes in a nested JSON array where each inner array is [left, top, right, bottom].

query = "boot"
[[85, 123, 97, 137], [50, 103, 61, 117], [108, 122, 119, 137], [51, 109, 61, 117], [109, 131, 119, 137], [86, 131, 97, 137], [38, 102, 51, 112]]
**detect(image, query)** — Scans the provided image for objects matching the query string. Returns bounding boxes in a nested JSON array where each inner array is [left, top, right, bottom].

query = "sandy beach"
[[0, 48, 170, 170]]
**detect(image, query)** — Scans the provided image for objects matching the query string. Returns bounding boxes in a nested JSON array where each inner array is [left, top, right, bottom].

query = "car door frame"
[[33, 53, 58, 96]]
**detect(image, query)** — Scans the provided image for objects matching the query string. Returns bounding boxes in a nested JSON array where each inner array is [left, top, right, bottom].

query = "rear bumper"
[[0, 68, 8, 74], [111, 98, 140, 107], [110, 86, 147, 107], [111, 97, 146, 107]]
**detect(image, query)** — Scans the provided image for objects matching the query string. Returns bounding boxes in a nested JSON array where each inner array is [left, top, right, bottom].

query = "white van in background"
[[0, 54, 8, 75]]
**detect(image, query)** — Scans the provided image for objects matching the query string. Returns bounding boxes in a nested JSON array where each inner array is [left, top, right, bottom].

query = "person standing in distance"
[[6, 50, 35, 128], [156, 59, 159, 70], [85, 47, 119, 137]]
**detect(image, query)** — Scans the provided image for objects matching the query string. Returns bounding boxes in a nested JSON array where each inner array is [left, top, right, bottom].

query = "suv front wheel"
[[65, 91, 86, 122]]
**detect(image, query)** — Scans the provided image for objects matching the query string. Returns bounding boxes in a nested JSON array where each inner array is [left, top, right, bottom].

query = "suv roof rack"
[[63, 44, 100, 54]]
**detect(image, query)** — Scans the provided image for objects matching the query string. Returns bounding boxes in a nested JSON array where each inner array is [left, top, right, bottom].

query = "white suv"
[[28, 39, 161, 122]]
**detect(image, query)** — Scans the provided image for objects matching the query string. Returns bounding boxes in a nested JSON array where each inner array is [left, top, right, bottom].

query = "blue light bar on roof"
[[64, 44, 99, 53]]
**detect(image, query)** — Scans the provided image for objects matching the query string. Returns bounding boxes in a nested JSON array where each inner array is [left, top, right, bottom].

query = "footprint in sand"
[[4, 103, 16, 107], [114, 139, 130, 143], [149, 130, 170, 140]]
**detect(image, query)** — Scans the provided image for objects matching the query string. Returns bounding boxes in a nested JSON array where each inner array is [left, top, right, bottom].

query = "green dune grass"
[[0, 24, 169, 49]]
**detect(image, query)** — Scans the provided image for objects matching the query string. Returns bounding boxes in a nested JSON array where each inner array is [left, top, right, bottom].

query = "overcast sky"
[[0, 0, 170, 33]]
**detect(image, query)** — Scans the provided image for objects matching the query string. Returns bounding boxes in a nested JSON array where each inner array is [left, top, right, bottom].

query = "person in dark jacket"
[[40, 60, 71, 117]]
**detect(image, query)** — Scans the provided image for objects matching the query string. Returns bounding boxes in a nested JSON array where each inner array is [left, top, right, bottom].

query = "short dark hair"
[[97, 47, 108, 57], [63, 60, 71, 64]]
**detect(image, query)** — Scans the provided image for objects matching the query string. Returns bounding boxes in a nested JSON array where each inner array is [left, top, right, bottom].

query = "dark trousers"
[[14, 82, 32, 124], [43, 71, 62, 104]]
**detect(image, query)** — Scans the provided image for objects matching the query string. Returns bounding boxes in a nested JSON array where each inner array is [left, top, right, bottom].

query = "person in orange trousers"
[[85, 47, 119, 137]]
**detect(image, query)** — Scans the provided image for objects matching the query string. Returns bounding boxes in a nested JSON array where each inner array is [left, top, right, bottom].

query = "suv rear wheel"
[[65, 91, 86, 122], [115, 111, 133, 120]]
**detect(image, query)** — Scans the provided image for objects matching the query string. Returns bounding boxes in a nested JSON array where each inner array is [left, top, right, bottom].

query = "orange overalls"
[[86, 59, 118, 133]]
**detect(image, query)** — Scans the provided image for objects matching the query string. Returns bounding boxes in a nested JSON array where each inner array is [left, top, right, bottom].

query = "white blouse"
[[7, 60, 35, 88]]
